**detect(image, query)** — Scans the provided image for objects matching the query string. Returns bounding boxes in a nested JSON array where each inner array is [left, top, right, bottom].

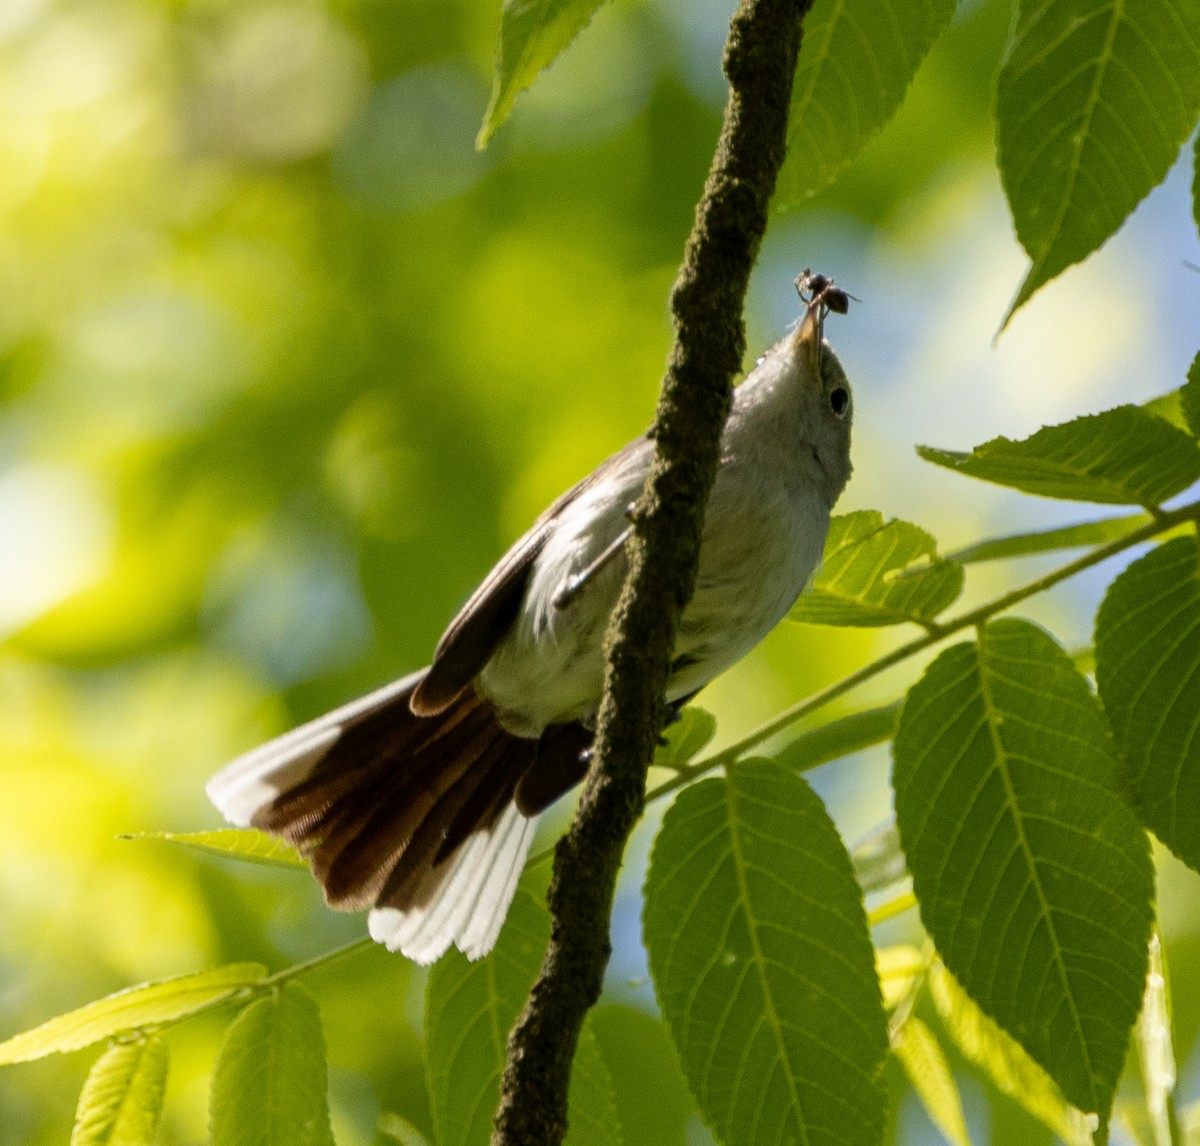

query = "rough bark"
[[491, 2, 813, 1141]]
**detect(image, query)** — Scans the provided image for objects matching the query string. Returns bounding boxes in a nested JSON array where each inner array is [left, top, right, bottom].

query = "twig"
[[490, 2, 814, 1142]]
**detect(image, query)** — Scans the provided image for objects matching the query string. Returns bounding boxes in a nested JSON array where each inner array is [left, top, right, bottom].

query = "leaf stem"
[[258, 938, 375, 988]]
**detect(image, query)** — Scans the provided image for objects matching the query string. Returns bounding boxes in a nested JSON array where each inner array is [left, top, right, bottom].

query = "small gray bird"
[[207, 296, 854, 963]]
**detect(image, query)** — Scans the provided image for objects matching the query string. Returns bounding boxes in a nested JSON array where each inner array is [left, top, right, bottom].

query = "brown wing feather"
[[410, 436, 651, 716]]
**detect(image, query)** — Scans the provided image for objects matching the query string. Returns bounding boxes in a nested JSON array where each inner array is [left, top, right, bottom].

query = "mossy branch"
[[490, 1, 815, 1142]]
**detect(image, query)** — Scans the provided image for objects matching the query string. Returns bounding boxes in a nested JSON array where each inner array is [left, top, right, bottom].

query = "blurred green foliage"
[[1, 0, 1198, 1143]]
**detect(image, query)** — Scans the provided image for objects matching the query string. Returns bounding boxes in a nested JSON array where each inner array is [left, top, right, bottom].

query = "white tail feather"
[[205, 670, 425, 827], [369, 805, 539, 964]]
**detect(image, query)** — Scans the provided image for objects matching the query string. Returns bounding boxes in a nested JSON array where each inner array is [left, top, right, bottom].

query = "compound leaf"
[[426, 887, 616, 1146], [778, 0, 955, 204], [1096, 536, 1200, 874], [71, 1037, 168, 1146], [918, 407, 1200, 507], [478, 0, 609, 147], [644, 759, 888, 1146], [1183, 353, 1200, 440], [929, 960, 1093, 1145], [892, 1016, 970, 1146], [0, 964, 266, 1064], [210, 983, 334, 1146], [996, 0, 1200, 320], [946, 513, 1152, 564], [893, 619, 1154, 1125], [774, 701, 901, 777], [123, 829, 305, 869], [654, 707, 717, 770], [790, 511, 963, 627]]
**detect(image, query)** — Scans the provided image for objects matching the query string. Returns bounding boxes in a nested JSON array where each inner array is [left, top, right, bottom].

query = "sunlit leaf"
[[1183, 352, 1200, 440], [1184, 1100, 1200, 1146], [790, 511, 963, 626], [891, 1016, 970, 1146], [851, 819, 908, 895], [71, 1037, 168, 1146], [946, 513, 1152, 564], [377, 1112, 431, 1146], [995, 0, 1200, 320], [1132, 934, 1177, 1146], [477, 0, 610, 148], [774, 701, 901, 776], [919, 407, 1200, 506], [0, 964, 266, 1064], [876, 944, 925, 1010], [1096, 536, 1200, 874], [123, 829, 305, 869], [210, 983, 334, 1146], [777, 0, 955, 203], [425, 887, 614, 1146], [654, 707, 717, 770], [893, 619, 1154, 1122], [644, 760, 888, 1146], [1144, 388, 1188, 431], [868, 890, 917, 927], [929, 960, 1093, 1145]]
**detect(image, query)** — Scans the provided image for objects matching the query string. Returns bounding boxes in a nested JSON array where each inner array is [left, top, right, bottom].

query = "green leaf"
[[71, 1037, 168, 1146], [0, 964, 266, 1064], [477, 0, 609, 148], [1132, 934, 1177, 1146], [946, 512, 1152, 564], [425, 887, 615, 1146], [210, 983, 334, 1146], [377, 1112, 431, 1146], [777, 0, 955, 204], [891, 1016, 970, 1146], [654, 707, 717, 770], [918, 407, 1200, 507], [893, 618, 1155, 1123], [644, 760, 888, 1146], [1096, 536, 1200, 873], [122, 830, 306, 869], [790, 511, 963, 627], [995, 0, 1200, 321], [1195, 130, 1200, 237], [876, 944, 925, 1010], [1144, 389, 1188, 432], [774, 701, 901, 776], [591, 1005, 695, 1146], [929, 960, 1093, 1145], [426, 888, 547, 1146], [1183, 353, 1200, 440], [564, 1023, 623, 1146]]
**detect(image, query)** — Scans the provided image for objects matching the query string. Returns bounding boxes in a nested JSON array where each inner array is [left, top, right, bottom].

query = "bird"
[[207, 289, 854, 964]]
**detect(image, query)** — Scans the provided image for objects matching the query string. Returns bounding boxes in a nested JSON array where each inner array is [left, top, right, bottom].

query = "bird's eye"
[[829, 387, 849, 417]]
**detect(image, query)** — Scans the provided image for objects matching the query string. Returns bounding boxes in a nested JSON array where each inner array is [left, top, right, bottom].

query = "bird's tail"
[[206, 670, 590, 963]]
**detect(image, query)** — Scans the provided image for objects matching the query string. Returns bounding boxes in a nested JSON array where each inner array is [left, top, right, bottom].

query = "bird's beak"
[[793, 303, 824, 376]]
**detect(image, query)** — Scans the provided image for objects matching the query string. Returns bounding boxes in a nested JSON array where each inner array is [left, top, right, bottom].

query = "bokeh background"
[[1, 0, 1198, 1142]]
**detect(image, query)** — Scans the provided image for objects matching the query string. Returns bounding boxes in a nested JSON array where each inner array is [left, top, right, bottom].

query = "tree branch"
[[491, 2, 814, 1141]]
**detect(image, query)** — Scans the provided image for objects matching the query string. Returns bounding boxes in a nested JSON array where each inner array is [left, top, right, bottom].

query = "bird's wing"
[[410, 435, 653, 715]]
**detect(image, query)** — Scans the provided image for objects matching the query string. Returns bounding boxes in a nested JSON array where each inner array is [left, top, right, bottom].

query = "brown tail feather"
[[249, 680, 594, 915], [320, 713, 514, 907]]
